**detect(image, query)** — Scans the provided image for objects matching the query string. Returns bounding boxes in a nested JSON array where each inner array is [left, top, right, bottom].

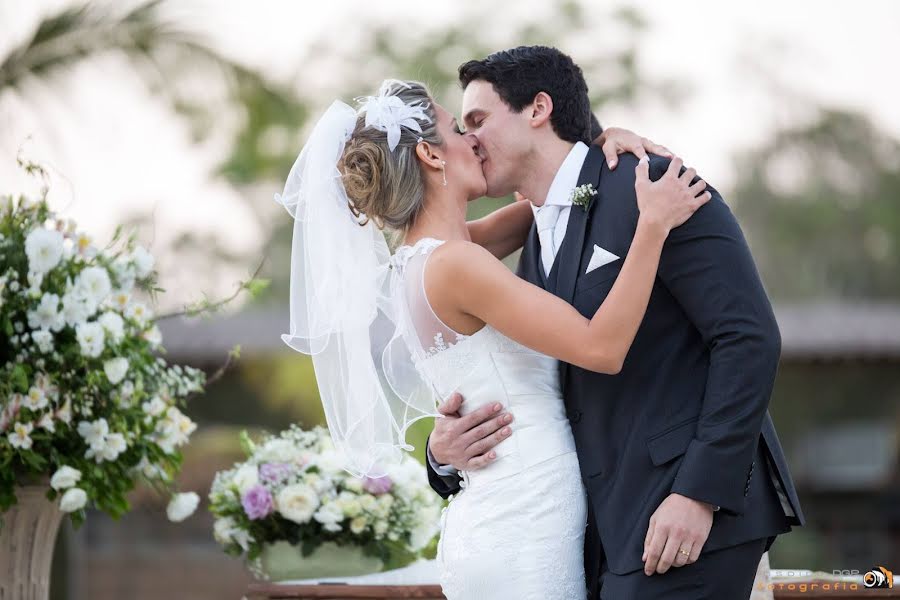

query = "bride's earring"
[[441, 160, 447, 187]]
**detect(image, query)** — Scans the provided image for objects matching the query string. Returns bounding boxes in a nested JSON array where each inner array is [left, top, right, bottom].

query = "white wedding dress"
[[391, 237, 588, 600]]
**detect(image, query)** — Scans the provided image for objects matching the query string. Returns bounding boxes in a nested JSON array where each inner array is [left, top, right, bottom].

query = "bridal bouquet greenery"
[[208, 425, 442, 573], [0, 164, 207, 530]]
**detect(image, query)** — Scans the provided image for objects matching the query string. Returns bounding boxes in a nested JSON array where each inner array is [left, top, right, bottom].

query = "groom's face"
[[462, 80, 532, 198]]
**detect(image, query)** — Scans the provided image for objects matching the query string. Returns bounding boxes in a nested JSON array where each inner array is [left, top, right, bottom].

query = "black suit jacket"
[[426, 146, 804, 578]]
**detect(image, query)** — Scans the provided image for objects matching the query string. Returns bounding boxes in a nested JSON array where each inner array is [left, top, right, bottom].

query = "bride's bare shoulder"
[[429, 239, 499, 275]]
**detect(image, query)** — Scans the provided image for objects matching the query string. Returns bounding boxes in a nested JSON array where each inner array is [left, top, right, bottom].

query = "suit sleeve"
[[650, 156, 780, 515], [425, 434, 463, 499]]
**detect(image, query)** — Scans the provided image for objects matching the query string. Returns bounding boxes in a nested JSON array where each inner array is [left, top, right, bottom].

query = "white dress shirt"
[[530, 141, 589, 276]]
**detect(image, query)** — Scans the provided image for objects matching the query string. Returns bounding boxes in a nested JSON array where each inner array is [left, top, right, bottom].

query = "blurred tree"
[[249, 1, 685, 305], [0, 1, 304, 139], [0, 0, 305, 312], [732, 108, 900, 300]]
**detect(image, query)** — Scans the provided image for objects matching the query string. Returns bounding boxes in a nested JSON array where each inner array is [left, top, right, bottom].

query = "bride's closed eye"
[[453, 121, 466, 135]]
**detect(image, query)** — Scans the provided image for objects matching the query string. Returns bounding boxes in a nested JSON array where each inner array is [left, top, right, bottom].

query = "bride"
[[276, 79, 709, 599]]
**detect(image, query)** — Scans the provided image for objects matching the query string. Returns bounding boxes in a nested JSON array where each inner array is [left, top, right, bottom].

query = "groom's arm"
[[425, 434, 463, 499], [646, 155, 779, 516]]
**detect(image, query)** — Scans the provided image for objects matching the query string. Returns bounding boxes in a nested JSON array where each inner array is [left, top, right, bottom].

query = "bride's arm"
[[466, 125, 675, 260], [466, 196, 533, 260], [435, 157, 709, 373]]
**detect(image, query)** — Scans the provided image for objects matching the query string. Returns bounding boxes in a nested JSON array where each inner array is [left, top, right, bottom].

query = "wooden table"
[[244, 584, 445, 599], [246, 581, 900, 599]]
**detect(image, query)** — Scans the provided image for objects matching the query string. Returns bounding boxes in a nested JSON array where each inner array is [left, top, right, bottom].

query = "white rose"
[[25, 228, 64, 274], [62, 292, 92, 327], [50, 466, 82, 490], [142, 325, 162, 347], [59, 487, 88, 512], [76, 267, 112, 306], [313, 501, 344, 532], [31, 329, 54, 353], [142, 396, 167, 417], [98, 312, 125, 343], [350, 516, 368, 534], [213, 517, 237, 545], [166, 492, 199, 522], [258, 439, 301, 463], [103, 357, 129, 384], [75, 321, 105, 358], [316, 450, 347, 475], [77, 418, 109, 450], [100, 432, 127, 461], [130, 245, 155, 278], [338, 497, 362, 518], [124, 302, 151, 325], [232, 463, 259, 494], [275, 484, 320, 524], [344, 478, 364, 493], [27, 293, 64, 332], [112, 257, 136, 289]]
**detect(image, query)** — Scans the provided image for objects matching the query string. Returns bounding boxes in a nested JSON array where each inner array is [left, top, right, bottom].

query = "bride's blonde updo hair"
[[340, 80, 442, 234]]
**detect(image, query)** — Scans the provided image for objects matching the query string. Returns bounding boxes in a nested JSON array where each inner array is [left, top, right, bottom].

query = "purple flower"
[[241, 484, 274, 520], [362, 475, 393, 496], [259, 462, 292, 485]]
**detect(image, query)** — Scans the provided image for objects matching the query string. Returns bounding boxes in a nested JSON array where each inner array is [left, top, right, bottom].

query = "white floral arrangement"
[[0, 163, 208, 530], [208, 425, 442, 572]]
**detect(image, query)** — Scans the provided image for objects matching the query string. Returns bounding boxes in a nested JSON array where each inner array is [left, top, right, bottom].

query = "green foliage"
[[733, 109, 900, 300]]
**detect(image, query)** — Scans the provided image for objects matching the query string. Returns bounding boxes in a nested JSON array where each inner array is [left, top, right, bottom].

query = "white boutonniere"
[[570, 183, 597, 212]]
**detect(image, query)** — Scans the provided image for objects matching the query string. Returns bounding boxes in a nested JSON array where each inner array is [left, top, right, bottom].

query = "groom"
[[425, 46, 805, 599]]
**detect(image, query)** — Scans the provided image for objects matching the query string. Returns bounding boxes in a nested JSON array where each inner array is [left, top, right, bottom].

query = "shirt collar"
[[530, 141, 589, 217]]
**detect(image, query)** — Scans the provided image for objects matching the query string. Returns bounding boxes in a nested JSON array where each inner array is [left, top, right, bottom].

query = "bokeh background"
[[1, 1, 898, 598]]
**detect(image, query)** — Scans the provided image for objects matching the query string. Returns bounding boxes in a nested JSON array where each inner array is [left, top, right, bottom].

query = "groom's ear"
[[529, 91, 554, 129]]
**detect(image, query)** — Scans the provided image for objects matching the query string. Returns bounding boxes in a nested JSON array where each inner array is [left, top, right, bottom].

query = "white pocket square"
[[585, 244, 620, 274]]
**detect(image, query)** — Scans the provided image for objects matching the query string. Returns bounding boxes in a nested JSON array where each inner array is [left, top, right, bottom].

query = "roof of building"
[[156, 302, 900, 363]]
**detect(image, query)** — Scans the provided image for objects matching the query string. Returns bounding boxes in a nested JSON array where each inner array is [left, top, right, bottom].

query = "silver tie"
[[535, 204, 562, 276]]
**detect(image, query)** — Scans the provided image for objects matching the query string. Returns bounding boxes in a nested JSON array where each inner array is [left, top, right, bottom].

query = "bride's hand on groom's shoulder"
[[635, 156, 712, 236], [430, 392, 514, 471], [642, 492, 715, 576], [594, 126, 674, 170]]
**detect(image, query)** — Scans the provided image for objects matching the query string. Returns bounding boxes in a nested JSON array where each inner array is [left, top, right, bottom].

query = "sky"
[[1, 0, 898, 308]]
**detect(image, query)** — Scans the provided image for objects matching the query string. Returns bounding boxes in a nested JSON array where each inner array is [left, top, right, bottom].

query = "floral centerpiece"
[[209, 425, 442, 581], [0, 163, 210, 531]]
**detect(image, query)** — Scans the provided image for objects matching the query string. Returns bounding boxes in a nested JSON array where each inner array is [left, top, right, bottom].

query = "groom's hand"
[[642, 493, 714, 575], [429, 392, 514, 471]]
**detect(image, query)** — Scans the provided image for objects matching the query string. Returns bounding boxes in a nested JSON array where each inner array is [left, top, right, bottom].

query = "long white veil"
[[274, 92, 440, 478]]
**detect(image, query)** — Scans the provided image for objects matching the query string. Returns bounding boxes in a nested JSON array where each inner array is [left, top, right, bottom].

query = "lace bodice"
[[390, 237, 569, 466], [390, 238, 472, 360]]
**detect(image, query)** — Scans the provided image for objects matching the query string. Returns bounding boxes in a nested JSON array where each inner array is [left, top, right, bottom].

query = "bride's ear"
[[415, 141, 444, 173]]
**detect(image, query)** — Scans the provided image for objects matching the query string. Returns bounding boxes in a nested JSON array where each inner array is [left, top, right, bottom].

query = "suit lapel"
[[522, 222, 546, 288], [552, 145, 605, 303], [554, 145, 604, 395]]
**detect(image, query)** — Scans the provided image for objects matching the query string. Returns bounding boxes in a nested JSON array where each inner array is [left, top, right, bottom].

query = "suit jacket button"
[[569, 409, 582, 424]]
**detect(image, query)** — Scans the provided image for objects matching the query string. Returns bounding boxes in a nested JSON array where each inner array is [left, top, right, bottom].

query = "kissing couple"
[[278, 45, 805, 599]]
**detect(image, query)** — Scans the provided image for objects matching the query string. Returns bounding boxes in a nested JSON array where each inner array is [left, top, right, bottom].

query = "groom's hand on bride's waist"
[[642, 492, 715, 576], [429, 392, 514, 471]]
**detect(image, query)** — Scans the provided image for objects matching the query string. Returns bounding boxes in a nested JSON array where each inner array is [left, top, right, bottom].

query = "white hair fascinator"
[[357, 81, 432, 152]]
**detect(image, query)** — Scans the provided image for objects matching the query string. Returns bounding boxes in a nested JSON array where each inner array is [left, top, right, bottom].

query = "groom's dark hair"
[[458, 46, 593, 144]]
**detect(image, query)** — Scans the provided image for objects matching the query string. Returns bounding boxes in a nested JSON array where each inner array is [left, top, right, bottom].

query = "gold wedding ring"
[[679, 548, 690, 557]]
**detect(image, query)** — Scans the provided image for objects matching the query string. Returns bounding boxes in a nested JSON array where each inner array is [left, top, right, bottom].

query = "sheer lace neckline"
[[391, 237, 445, 270]]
